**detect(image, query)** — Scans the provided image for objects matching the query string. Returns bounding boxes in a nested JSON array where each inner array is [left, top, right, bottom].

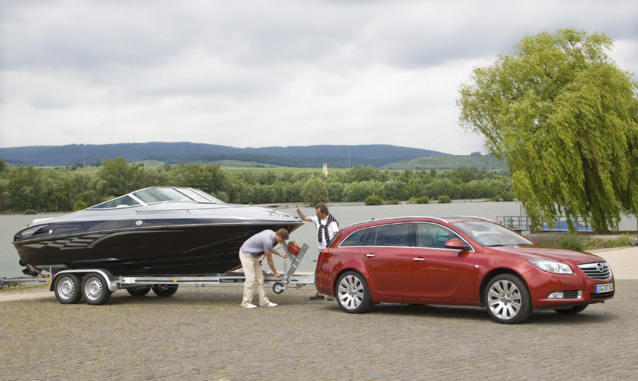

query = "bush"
[[607, 234, 631, 248], [24, 209, 37, 215], [408, 196, 430, 204], [365, 195, 384, 205], [73, 200, 88, 211], [501, 191, 516, 202], [438, 195, 452, 204], [214, 191, 230, 203], [587, 234, 632, 250], [301, 177, 329, 206], [558, 235, 585, 252]]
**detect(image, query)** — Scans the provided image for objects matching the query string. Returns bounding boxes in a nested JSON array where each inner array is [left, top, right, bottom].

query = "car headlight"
[[528, 259, 573, 274]]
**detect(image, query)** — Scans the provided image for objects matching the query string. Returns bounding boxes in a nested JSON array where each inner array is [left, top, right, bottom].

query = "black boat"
[[13, 187, 303, 275]]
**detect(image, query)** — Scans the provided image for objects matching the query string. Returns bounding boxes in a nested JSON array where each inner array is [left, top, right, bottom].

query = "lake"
[[2, 201, 636, 279]]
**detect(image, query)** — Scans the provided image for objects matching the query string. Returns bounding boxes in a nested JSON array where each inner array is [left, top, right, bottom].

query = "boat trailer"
[[1, 243, 315, 305]]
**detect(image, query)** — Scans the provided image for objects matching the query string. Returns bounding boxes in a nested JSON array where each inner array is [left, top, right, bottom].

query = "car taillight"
[[316, 249, 328, 269]]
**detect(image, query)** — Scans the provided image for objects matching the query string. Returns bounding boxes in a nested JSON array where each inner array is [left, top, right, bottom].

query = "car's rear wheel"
[[555, 305, 588, 314], [335, 271, 372, 314], [484, 274, 532, 324]]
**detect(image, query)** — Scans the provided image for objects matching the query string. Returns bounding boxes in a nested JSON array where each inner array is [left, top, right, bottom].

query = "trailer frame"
[[2, 243, 315, 305]]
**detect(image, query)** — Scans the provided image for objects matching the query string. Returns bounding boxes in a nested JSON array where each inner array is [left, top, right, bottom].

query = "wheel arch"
[[479, 268, 528, 307]]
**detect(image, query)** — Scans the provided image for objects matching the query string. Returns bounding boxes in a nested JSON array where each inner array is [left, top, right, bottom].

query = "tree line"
[[0, 157, 512, 212]]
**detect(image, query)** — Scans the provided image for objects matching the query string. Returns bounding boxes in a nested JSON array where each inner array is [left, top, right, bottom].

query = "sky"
[[0, 1, 637, 155]]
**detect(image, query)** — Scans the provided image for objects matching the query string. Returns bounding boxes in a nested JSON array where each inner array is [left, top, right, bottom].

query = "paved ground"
[[1, 248, 636, 380], [589, 247, 638, 280]]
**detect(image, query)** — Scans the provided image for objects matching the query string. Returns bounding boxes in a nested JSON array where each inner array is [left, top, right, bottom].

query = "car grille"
[[578, 262, 612, 280], [562, 290, 580, 299]]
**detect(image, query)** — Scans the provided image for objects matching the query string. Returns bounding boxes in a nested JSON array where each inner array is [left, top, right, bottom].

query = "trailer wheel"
[[127, 286, 151, 297], [273, 282, 286, 294], [82, 273, 112, 305], [152, 284, 178, 297], [54, 273, 82, 304]]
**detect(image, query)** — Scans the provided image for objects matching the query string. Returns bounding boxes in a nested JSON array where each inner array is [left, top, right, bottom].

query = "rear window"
[[375, 224, 410, 247], [340, 223, 410, 247], [340, 228, 371, 247]]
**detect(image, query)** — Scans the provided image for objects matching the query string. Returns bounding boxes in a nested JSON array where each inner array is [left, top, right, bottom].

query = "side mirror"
[[444, 238, 469, 251]]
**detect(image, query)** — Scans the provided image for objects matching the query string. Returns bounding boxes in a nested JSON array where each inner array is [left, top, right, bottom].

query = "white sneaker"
[[265, 302, 278, 307], [242, 303, 257, 309]]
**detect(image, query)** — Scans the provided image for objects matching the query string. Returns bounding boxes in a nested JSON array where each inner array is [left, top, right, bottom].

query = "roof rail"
[[349, 216, 450, 226], [349, 216, 494, 227]]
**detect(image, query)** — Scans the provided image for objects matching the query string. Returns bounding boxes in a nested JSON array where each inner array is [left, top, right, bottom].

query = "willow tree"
[[458, 29, 638, 232]]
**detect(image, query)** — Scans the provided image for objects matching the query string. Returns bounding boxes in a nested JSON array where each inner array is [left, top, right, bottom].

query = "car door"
[[410, 222, 475, 302], [360, 223, 412, 298]]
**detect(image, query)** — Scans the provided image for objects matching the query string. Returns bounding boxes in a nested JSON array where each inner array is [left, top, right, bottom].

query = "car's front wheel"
[[484, 274, 532, 324], [335, 271, 372, 314]]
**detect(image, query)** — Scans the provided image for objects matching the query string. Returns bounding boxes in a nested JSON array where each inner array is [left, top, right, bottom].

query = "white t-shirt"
[[311, 215, 339, 250]]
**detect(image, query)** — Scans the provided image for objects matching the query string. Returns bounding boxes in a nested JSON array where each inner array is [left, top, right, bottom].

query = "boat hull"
[[14, 219, 302, 275]]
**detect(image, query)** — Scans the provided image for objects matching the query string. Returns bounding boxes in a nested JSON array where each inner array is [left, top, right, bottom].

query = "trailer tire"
[[82, 273, 112, 305], [273, 282, 286, 294], [127, 286, 151, 297], [152, 284, 178, 297], [54, 273, 82, 304]]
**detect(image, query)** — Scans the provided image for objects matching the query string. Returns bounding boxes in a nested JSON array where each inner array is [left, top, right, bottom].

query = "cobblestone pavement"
[[0, 281, 636, 381]]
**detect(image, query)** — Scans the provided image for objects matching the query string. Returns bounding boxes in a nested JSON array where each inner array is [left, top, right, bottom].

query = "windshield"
[[89, 187, 224, 209], [133, 187, 189, 203], [452, 220, 533, 247], [90, 194, 141, 209], [176, 188, 224, 204]]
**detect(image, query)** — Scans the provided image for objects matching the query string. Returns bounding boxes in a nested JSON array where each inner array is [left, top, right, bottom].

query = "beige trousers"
[[239, 250, 270, 307]]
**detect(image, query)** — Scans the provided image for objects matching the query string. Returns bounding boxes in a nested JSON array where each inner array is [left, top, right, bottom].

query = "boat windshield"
[[91, 195, 141, 209], [176, 188, 224, 204], [132, 187, 190, 204], [451, 220, 533, 247], [89, 187, 224, 209]]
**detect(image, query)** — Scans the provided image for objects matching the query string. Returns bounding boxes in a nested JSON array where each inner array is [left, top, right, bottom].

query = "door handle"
[[413, 257, 425, 262], [365, 254, 376, 258]]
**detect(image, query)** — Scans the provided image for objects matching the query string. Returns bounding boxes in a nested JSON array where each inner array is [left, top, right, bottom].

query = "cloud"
[[1, 0, 637, 155]]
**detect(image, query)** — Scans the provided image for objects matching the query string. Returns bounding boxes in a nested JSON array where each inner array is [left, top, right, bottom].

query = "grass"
[[383, 154, 509, 173], [0, 283, 48, 292], [527, 233, 635, 251]]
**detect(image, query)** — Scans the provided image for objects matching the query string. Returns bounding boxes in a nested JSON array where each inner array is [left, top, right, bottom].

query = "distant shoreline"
[[0, 198, 499, 216]]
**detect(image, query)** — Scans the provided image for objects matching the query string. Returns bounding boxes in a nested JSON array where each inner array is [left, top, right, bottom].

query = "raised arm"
[[296, 205, 313, 222]]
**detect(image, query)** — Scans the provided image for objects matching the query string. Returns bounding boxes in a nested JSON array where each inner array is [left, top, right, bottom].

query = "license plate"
[[595, 283, 614, 293]]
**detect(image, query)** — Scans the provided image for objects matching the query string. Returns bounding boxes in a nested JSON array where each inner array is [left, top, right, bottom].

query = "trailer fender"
[[50, 269, 118, 292]]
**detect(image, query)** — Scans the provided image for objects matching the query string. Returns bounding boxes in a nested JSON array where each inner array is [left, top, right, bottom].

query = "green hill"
[[0, 142, 449, 168]]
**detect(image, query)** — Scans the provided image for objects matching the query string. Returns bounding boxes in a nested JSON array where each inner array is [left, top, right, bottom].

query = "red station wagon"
[[314, 217, 615, 324]]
